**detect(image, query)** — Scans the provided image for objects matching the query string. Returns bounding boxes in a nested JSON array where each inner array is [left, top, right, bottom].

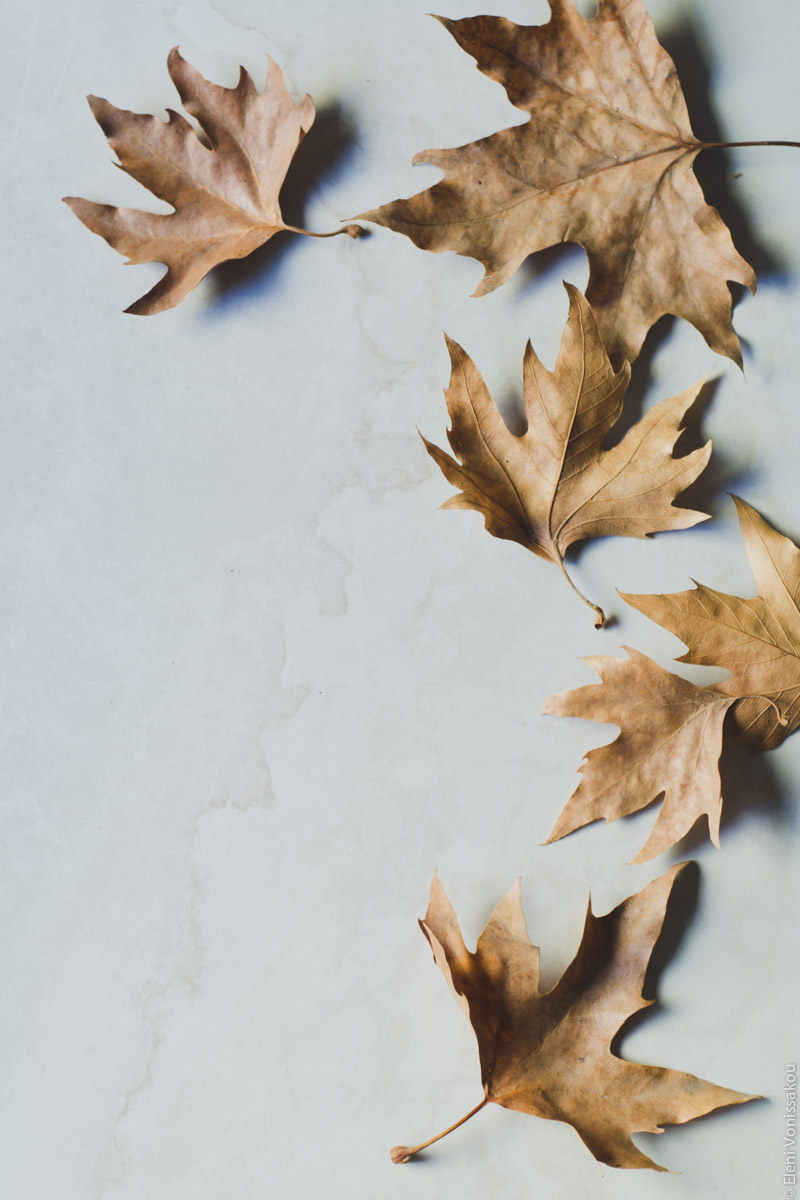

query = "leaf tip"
[[123, 296, 156, 316], [166, 45, 185, 77], [541, 821, 565, 847], [427, 870, 444, 905]]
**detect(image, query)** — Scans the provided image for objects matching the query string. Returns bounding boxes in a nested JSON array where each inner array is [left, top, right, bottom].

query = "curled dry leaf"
[[392, 868, 756, 1170], [622, 496, 800, 751], [64, 49, 361, 314], [361, 0, 755, 366], [542, 648, 736, 862], [424, 284, 710, 626]]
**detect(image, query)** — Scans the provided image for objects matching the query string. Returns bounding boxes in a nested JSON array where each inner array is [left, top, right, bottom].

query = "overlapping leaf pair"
[[546, 496, 799, 861]]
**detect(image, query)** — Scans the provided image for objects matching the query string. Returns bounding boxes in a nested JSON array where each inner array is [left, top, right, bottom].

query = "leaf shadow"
[[660, 17, 784, 285], [669, 376, 755, 520], [514, 241, 588, 303], [606, 314, 676, 441], [611, 859, 701, 1057], [203, 101, 361, 316], [669, 727, 794, 861], [614, 864, 700, 1051]]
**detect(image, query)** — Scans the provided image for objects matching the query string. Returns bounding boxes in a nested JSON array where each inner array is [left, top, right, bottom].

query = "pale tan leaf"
[[65, 49, 359, 313], [622, 495, 800, 750], [543, 648, 735, 861]]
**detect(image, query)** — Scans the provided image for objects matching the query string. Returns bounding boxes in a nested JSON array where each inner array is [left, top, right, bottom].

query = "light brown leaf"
[[392, 868, 755, 1170], [622, 495, 800, 751], [424, 284, 710, 626], [361, 0, 755, 366], [64, 49, 359, 314], [543, 648, 736, 862]]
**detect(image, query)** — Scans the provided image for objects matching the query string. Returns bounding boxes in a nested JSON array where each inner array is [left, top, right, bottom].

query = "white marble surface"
[[2, 0, 799, 1196]]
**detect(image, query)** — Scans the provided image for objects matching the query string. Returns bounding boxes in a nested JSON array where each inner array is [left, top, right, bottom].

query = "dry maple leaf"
[[542, 648, 737, 862], [424, 283, 710, 626], [392, 867, 756, 1170], [360, 0, 762, 366], [622, 495, 800, 752], [64, 49, 360, 314]]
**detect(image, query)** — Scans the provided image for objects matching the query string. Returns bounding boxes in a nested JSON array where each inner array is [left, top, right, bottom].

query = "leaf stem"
[[733, 694, 789, 726], [283, 223, 364, 239], [701, 140, 800, 151], [554, 549, 606, 628], [390, 1097, 489, 1163]]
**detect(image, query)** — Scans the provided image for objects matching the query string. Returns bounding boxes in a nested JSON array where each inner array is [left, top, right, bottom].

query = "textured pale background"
[[2, 1, 799, 1197]]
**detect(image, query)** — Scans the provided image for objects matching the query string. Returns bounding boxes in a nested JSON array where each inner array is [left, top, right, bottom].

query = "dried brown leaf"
[[65, 49, 359, 314], [361, 0, 755, 365], [424, 284, 710, 625], [392, 868, 755, 1170], [542, 648, 735, 862], [622, 495, 800, 751]]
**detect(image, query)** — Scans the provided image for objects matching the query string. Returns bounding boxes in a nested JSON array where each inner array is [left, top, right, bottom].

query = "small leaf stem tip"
[[737, 694, 789, 726], [390, 1097, 488, 1163], [554, 550, 606, 628]]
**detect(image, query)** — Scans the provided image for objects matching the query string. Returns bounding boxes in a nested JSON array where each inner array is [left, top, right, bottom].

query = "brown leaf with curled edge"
[[391, 867, 756, 1171], [360, 0, 756, 366], [423, 283, 710, 626], [622, 495, 800, 752], [542, 648, 736, 862], [64, 49, 360, 314]]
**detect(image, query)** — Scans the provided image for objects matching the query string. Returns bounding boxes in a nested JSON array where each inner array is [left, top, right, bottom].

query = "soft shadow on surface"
[[205, 102, 361, 314], [514, 241, 588, 302], [669, 728, 794, 861], [661, 18, 783, 284], [670, 376, 756, 521], [609, 314, 676, 439], [715, 731, 794, 839], [610, 860, 701, 1054]]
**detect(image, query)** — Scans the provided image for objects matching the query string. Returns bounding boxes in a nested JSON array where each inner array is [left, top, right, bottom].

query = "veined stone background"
[[2, 1, 798, 1196]]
